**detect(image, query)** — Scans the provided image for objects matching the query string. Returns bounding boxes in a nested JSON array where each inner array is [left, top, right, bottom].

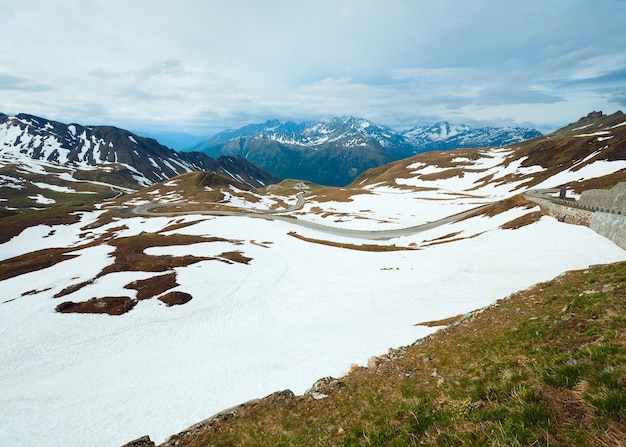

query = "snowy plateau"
[[1, 114, 626, 447]]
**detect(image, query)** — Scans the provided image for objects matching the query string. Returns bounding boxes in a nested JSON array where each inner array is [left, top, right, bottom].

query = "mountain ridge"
[[0, 113, 280, 213], [191, 116, 542, 186], [0, 112, 279, 189]]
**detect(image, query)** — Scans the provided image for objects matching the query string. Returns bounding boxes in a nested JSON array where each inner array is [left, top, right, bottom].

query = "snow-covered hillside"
[[0, 113, 277, 190], [1, 111, 625, 447]]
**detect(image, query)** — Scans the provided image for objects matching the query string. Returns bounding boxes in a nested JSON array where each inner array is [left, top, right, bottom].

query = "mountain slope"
[[159, 260, 626, 447], [191, 117, 541, 186], [0, 111, 624, 447], [354, 110, 626, 196], [0, 113, 279, 213]]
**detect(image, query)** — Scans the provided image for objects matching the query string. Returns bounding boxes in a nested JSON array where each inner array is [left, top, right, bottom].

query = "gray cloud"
[[1, 0, 626, 133], [0, 73, 50, 92]]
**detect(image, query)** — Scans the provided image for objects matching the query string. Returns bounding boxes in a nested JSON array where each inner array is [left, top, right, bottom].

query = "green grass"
[[161, 261, 626, 447]]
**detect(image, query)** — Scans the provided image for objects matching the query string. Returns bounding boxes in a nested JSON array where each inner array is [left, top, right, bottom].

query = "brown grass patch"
[[125, 272, 179, 300], [457, 194, 536, 223], [218, 251, 253, 264], [418, 168, 480, 181], [499, 210, 543, 230], [55, 296, 136, 315], [158, 291, 193, 307], [98, 233, 231, 276], [158, 220, 201, 233], [0, 248, 80, 281], [21, 287, 53, 297], [567, 170, 626, 194], [415, 314, 465, 327], [310, 187, 373, 203], [421, 232, 485, 246], [80, 210, 118, 231], [54, 280, 96, 298], [287, 231, 417, 251], [422, 231, 463, 243]]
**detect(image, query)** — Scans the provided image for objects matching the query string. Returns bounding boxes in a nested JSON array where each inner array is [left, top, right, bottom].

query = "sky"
[[1, 0, 625, 136]]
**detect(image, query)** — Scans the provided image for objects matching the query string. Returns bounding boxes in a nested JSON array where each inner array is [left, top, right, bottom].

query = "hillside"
[[192, 117, 541, 186], [0, 113, 279, 214], [353, 111, 626, 194], [154, 260, 626, 447], [0, 112, 624, 447]]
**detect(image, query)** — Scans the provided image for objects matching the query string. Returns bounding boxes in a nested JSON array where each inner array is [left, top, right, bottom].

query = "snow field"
[[2, 142, 626, 446], [1, 204, 625, 447]]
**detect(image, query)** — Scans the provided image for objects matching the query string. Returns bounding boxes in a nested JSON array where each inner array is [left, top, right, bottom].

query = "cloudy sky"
[[1, 0, 625, 136]]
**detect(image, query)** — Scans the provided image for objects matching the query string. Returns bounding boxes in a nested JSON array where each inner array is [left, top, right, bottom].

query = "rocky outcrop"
[[121, 435, 155, 447]]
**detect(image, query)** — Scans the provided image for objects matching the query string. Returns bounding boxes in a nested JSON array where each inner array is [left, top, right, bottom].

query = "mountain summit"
[[191, 117, 541, 186]]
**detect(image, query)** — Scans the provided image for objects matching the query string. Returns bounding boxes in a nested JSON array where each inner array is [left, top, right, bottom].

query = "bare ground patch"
[[158, 291, 193, 307], [218, 251, 253, 264], [125, 272, 179, 300], [421, 231, 485, 247], [415, 314, 465, 327], [0, 249, 80, 281], [499, 210, 543, 230], [55, 296, 137, 315], [98, 233, 237, 276], [309, 187, 373, 203], [287, 231, 418, 252]]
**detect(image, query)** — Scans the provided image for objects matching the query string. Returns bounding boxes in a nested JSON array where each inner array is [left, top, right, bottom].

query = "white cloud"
[[1, 0, 625, 134]]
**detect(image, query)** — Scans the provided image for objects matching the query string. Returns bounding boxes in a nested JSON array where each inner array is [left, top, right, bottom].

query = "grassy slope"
[[165, 261, 626, 447], [352, 111, 626, 193]]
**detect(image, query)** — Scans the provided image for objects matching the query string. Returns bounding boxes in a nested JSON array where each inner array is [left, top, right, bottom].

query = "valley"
[[0, 111, 625, 447]]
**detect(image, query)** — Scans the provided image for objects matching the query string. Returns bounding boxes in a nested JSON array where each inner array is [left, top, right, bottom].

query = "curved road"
[[128, 192, 491, 241]]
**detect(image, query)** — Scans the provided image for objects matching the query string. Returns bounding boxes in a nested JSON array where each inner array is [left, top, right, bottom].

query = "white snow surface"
[[28, 194, 56, 205], [31, 182, 78, 193], [2, 158, 626, 447]]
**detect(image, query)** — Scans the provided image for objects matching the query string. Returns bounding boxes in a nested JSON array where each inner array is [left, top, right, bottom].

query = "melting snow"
[[28, 194, 56, 205], [609, 120, 626, 129], [574, 130, 611, 137], [0, 207, 624, 447], [31, 182, 77, 193], [1, 145, 626, 447]]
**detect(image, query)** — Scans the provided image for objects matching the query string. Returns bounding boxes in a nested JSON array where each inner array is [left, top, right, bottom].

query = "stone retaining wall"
[[578, 182, 626, 213], [526, 194, 626, 250], [591, 212, 626, 250], [527, 197, 593, 226]]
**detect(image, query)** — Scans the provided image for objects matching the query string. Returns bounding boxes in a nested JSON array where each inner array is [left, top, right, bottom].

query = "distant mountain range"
[[189, 117, 542, 186], [0, 113, 278, 189]]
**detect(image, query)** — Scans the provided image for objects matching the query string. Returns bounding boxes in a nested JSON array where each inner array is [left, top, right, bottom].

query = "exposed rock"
[[121, 435, 155, 447]]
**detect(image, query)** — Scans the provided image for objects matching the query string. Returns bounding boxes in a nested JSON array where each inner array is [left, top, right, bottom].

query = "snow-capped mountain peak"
[[0, 113, 278, 190], [192, 116, 542, 186], [402, 121, 542, 149]]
